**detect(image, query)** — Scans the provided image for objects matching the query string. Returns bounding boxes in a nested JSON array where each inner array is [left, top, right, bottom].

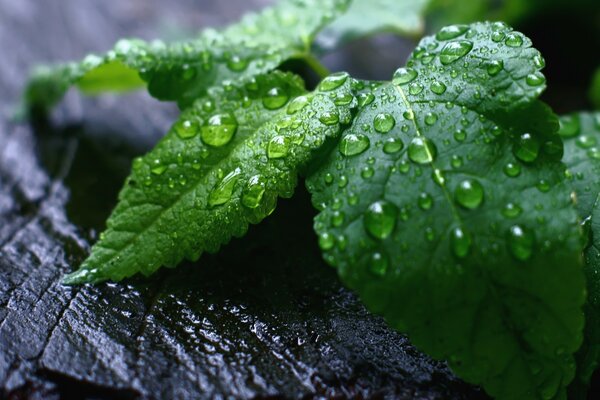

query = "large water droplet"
[[486, 60, 504, 76], [287, 95, 309, 114], [319, 111, 340, 125], [262, 87, 289, 110], [450, 227, 472, 258], [374, 113, 395, 133], [525, 72, 545, 87], [513, 133, 540, 162], [504, 33, 523, 47], [408, 137, 437, 164], [364, 200, 398, 240], [339, 134, 370, 156], [174, 118, 199, 139], [430, 80, 447, 94], [201, 113, 238, 147], [208, 168, 241, 207], [392, 67, 418, 85], [383, 138, 403, 154], [436, 24, 469, 41], [507, 225, 534, 260], [267, 135, 291, 159], [358, 92, 375, 107], [241, 175, 266, 209], [455, 179, 484, 209], [319, 72, 349, 91], [439, 41, 473, 65]]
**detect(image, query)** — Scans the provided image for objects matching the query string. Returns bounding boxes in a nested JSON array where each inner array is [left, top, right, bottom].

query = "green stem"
[[301, 53, 331, 79]]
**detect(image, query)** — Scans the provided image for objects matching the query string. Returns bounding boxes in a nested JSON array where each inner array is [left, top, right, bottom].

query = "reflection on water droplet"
[[241, 175, 266, 209], [455, 179, 484, 209], [439, 41, 473, 65], [507, 225, 534, 260], [393, 67, 418, 85], [263, 87, 289, 110], [364, 200, 397, 240], [201, 113, 238, 147], [513, 133, 540, 163], [451, 227, 471, 258], [267, 135, 291, 159], [436, 24, 469, 41], [374, 113, 395, 133], [208, 168, 241, 207], [339, 134, 370, 156], [319, 72, 349, 91], [369, 252, 388, 276], [408, 137, 437, 164]]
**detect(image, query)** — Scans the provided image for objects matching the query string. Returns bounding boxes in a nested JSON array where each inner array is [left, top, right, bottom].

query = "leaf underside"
[[560, 112, 600, 398], [64, 70, 360, 284], [307, 22, 585, 400]]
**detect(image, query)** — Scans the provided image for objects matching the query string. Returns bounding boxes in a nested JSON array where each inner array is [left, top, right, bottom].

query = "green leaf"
[[590, 68, 600, 110], [307, 22, 585, 400], [63, 70, 359, 284], [22, 0, 350, 113], [316, 0, 429, 49], [559, 112, 600, 399]]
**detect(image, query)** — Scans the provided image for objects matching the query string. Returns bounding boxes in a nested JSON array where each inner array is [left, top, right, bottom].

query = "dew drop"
[[226, 55, 249, 72], [513, 133, 540, 162], [319, 111, 340, 125], [502, 202, 522, 218], [525, 72, 545, 87], [576, 135, 597, 149], [507, 225, 534, 261], [430, 80, 447, 94], [174, 118, 199, 139], [369, 252, 388, 276], [201, 113, 238, 147], [418, 192, 433, 210], [504, 33, 523, 47], [374, 113, 396, 133], [559, 115, 580, 138], [454, 129, 467, 142], [424, 113, 438, 126], [319, 72, 349, 91], [383, 138, 404, 154], [286, 95, 309, 114], [392, 67, 418, 85], [151, 159, 167, 175], [408, 137, 437, 164], [262, 87, 289, 110], [486, 60, 504, 76], [339, 134, 370, 156], [318, 232, 335, 250], [503, 162, 521, 177], [241, 175, 266, 209], [267, 135, 291, 159], [409, 83, 424, 95], [450, 227, 472, 258], [439, 41, 473, 65], [455, 179, 484, 209], [364, 200, 398, 240], [358, 92, 375, 107], [451, 155, 463, 168], [436, 24, 469, 41], [208, 168, 241, 207]]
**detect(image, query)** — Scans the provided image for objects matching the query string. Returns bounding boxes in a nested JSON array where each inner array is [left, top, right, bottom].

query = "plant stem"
[[302, 53, 331, 79]]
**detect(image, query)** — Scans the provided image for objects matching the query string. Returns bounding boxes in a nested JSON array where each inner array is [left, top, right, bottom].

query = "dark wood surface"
[[0, 1, 524, 399]]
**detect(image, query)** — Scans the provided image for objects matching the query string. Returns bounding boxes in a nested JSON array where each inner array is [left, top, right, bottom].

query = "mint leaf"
[[63, 70, 358, 284], [560, 112, 600, 399], [307, 22, 585, 400], [317, 0, 429, 49], [22, 0, 350, 113]]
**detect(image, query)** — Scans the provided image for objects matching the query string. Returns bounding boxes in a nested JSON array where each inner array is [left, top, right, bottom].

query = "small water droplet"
[[503, 162, 521, 177], [201, 113, 238, 147], [450, 227, 472, 258], [268, 135, 291, 159], [241, 175, 266, 209], [502, 202, 522, 218], [454, 129, 467, 142], [287, 95, 309, 114], [358, 92, 375, 107], [364, 200, 398, 240], [318, 232, 335, 250], [504, 33, 523, 47], [513, 133, 540, 162], [409, 83, 424, 95], [559, 115, 580, 138], [383, 138, 403, 154], [319, 111, 340, 125], [525, 72, 545, 87], [392, 67, 418, 85], [424, 113, 438, 126], [263, 87, 289, 110], [455, 179, 484, 209], [439, 41, 473, 65], [339, 134, 370, 156], [174, 118, 199, 139], [369, 252, 388, 276], [408, 137, 437, 164], [430, 80, 447, 94], [151, 159, 167, 175], [451, 155, 463, 168], [373, 113, 395, 133], [576, 135, 597, 149], [226, 55, 249, 71], [486, 60, 504, 76], [436, 24, 469, 41], [208, 168, 241, 207], [418, 192, 433, 210], [507, 225, 534, 261], [536, 179, 550, 192], [319, 72, 349, 91]]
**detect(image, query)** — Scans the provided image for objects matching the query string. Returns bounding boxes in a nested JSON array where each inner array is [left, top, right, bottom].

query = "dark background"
[[0, 0, 598, 399]]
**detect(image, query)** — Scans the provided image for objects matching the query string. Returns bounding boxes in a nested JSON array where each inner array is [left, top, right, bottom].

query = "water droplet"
[[576, 135, 597, 149], [319, 111, 340, 125], [525, 72, 545, 87], [267, 135, 291, 159], [430, 80, 447, 94], [226, 55, 249, 71], [502, 202, 522, 218], [358, 92, 375, 107], [262, 87, 289, 110], [409, 83, 424, 95], [454, 129, 467, 142], [507, 225, 534, 260], [201, 113, 238, 147], [392, 67, 418, 85], [287, 95, 309, 114], [319, 72, 349, 91], [208, 168, 241, 207], [408, 137, 437, 164], [361, 166, 374, 179], [455, 179, 484, 209], [318, 232, 335, 250], [436, 24, 469, 41], [513, 133, 540, 162], [559, 115, 580, 137], [334, 91, 354, 106], [503, 162, 521, 177], [504, 33, 523, 47], [151, 159, 167, 175], [174, 118, 199, 139], [383, 138, 403, 154], [491, 31, 506, 42], [331, 210, 345, 227], [369, 252, 388, 276], [424, 113, 438, 126], [486, 60, 504, 76], [439, 41, 473, 65], [364, 200, 398, 240], [418, 192, 433, 210], [241, 175, 266, 209], [450, 227, 472, 258], [373, 113, 395, 133], [536, 179, 550, 192], [533, 54, 545, 69], [339, 134, 370, 156]]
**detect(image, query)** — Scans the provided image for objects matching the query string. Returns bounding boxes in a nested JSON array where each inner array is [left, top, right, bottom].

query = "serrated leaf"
[[63, 70, 359, 284], [560, 112, 600, 399], [307, 22, 585, 400], [22, 0, 350, 113], [316, 0, 429, 50]]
